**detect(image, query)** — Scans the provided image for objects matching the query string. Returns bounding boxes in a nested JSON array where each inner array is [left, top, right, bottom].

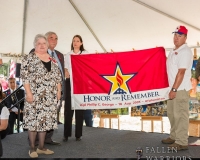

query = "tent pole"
[[21, 0, 28, 56], [69, 0, 107, 52], [132, 0, 200, 32]]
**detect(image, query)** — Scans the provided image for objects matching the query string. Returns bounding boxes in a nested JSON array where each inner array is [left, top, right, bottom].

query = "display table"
[[99, 114, 120, 129], [140, 116, 163, 133], [189, 119, 200, 137], [189, 99, 200, 137]]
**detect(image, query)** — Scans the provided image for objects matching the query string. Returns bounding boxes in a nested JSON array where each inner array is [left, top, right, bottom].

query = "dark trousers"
[[64, 78, 84, 138], [8, 112, 23, 134], [44, 130, 54, 142], [0, 124, 10, 157], [84, 110, 93, 127], [33, 130, 53, 145], [0, 136, 2, 157], [64, 110, 84, 138]]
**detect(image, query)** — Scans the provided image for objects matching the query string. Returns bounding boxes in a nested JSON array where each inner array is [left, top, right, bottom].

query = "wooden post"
[[118, 118, 120, 130], [194, 48, 198, 60], [151, 120, 154, 132], [99, 118, 104, 127]]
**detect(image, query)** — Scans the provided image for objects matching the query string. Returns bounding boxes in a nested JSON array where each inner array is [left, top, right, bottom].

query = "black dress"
[[42, 60, 51, 72]]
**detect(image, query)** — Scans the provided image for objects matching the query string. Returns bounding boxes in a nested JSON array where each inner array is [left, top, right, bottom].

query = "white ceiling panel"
[[0, 0, 200, 59], [0, 0, 24, 54]]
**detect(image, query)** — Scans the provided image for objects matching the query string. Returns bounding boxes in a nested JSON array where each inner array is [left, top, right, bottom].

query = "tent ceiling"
[[140, 0, 200, 28], [0, 0, 200, 60]]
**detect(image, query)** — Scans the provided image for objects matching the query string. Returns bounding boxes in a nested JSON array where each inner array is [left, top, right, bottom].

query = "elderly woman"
[[21, 34, 62, 158]]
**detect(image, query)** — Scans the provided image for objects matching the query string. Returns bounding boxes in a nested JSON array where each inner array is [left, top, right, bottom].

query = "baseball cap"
[[172, 25, 188, 35]]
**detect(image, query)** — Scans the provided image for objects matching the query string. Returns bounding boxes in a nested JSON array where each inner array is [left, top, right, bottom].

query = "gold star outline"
[[103, 63, 136, 94]]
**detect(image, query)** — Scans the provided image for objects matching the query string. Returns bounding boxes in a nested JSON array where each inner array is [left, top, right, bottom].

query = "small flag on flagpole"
[[9, 59, 16, 78]]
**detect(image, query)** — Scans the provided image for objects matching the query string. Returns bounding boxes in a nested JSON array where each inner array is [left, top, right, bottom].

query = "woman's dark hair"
[[0, 83, 4, 100], [71, 35, 85, 52]]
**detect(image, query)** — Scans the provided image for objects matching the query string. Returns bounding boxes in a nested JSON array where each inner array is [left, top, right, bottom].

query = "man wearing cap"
[[162, 26, 193, 150]]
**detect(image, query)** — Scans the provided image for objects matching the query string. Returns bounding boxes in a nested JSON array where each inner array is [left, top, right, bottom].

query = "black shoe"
[[45, 140, 61, 145], [63, 137, 68, 142], [76, 137, 82, 141], [57, 121, 63, 125]]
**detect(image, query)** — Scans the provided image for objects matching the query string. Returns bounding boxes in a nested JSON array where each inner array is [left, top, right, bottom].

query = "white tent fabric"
[[1, 0, 200, 62]]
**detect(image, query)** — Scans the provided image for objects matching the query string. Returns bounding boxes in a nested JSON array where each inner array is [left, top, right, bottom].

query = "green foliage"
[[110, 108, 128, 115], [191, 70, 196, 79], [0, 63, 9, 77]]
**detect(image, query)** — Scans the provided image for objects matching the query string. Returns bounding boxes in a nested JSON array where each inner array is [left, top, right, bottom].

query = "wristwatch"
[[171, 88, 177, 92]]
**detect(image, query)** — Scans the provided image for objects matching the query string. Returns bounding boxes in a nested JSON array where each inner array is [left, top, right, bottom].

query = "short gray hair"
[[33, 34, 49, 48], [45, 31, 58, 39]]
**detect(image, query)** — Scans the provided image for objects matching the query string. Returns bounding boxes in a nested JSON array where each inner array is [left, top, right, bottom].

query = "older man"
[[29, 31, 65, 145], [4, 77, 24, 134], [162, 26, 193, 151]]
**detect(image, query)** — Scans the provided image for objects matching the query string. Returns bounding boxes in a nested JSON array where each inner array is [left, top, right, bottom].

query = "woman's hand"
[[57, 91, 61, 101], [65, 68, 70, 78], [26, 92, 34, 103]]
